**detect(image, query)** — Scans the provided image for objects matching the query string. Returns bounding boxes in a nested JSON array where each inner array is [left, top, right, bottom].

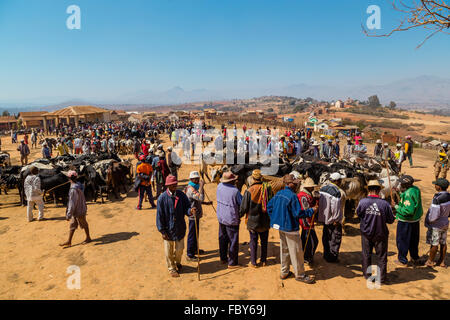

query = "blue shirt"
[[216, 183, 243, 226], [267, 186, 314, 232]]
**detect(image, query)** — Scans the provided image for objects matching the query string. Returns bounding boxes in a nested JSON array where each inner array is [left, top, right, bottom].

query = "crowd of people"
[[9, 119, 450, 285]]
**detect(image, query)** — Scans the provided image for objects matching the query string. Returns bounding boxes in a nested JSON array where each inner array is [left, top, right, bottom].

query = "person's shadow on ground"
[[92, 232, 140, 246]]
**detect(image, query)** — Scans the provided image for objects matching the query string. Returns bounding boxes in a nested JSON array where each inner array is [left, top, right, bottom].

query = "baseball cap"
[[432, 178, 449, 190]]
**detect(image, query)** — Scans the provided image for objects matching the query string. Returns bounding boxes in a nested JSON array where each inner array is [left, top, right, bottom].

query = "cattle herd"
[[0, 152, 133, 205]]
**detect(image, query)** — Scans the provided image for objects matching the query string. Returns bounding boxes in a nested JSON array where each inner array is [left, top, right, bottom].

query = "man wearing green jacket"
[[394, 175, 424, 266]]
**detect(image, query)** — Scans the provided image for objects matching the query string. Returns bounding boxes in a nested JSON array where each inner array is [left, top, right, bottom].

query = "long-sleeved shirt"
[[66, 182, 87, 219], [216, 183, 243, 226], [424, 191, 450, 230], [318, 183, 344, 225], [357, 195, 395, 241], [156, 189, 191, 241], [24, 175, 42, 201], [239, 182, 271, 233], [267, 186, 314, 232], [185, 185, 205, 220], [395, 186, 423, 222]]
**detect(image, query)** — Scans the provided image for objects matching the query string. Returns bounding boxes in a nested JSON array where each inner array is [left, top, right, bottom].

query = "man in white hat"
[[356, 180, 395, 283], [318, 172, 345, 263], [319, 135, 326, 158], [374, 140, 383, 159], [184, 171, 212, 261], [343, 137, 354, 160], [394, 143, 405, 172], [381, 143, 394, 163]]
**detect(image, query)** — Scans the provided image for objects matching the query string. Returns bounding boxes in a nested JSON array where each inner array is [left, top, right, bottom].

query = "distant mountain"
[[1, 75, 449, 111], [118, 86, 226, 105]]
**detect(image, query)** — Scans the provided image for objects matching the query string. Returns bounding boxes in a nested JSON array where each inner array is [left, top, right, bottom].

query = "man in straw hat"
[[185, 171, 212, 262], [239, 169, 272, 268], [298, 177, 319, 265], [267, 174, 317, 284], [356, 179, 395, 283], [156, 175, 195, 278], [216, 171, 243, 269], [394, 175, 424, 266]]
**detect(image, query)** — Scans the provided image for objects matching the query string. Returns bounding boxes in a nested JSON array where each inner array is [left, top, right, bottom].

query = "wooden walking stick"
[[384, 160, 395, 206], [204, 189, 217, 214], [193, 211, 201, 281], [303, 208, 318, 255]]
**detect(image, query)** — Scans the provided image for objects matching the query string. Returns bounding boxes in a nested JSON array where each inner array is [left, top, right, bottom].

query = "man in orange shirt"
[[136, 156, 156, 210]]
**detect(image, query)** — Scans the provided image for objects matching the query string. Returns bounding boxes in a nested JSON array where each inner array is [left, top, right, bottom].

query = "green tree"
[[368, 95, 381, 108], [2, 110, 10, 116], [267, 108, 274, 112], [389, 101, 397, 109]]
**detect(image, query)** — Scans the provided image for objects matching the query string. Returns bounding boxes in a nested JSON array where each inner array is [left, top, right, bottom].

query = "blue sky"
[[0, 0, 449, 102]]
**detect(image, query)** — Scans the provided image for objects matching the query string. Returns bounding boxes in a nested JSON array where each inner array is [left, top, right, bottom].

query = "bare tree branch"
[[362, 0, 450, 48]]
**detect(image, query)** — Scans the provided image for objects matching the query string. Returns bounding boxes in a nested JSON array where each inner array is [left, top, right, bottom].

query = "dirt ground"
[[0, 133, 448, 300]]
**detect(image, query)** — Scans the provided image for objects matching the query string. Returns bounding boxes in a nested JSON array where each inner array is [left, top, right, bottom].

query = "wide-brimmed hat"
[[165, 175, 178, 186], [189, 171, 200, 179], [396, 143, 402, 147], [312, 141, 320, 146], [368, 180, 384, 189], [384, 143, 389, 146], [302, 178, 317, 188], [376, 139, 382, 144], [283, 174, 300, 185], [252, 169, 262, 181], [221, 172, 238, 183]]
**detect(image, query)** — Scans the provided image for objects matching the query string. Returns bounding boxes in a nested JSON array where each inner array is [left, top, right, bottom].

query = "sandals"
[[170, 270, 180, 278]]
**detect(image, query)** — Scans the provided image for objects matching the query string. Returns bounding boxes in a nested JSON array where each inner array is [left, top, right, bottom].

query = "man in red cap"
[[156, 175, 196, 278]]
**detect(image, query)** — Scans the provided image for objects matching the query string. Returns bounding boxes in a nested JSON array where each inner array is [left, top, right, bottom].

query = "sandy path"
[[0, 134, 448, 300]]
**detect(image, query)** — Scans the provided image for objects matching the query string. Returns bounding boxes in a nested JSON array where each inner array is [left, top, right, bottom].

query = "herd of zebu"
[[0, 152, 133, 206], [200, 150, 403, 230]]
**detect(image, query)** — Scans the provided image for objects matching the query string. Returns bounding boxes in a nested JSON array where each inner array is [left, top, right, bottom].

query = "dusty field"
[[0, 133, 448, 300]]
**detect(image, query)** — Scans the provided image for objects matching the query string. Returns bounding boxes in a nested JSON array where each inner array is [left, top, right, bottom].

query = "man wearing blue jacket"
[[156, 175, 195, 278], [267, 174, 317, 284], [356, 180, 395, 283]]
